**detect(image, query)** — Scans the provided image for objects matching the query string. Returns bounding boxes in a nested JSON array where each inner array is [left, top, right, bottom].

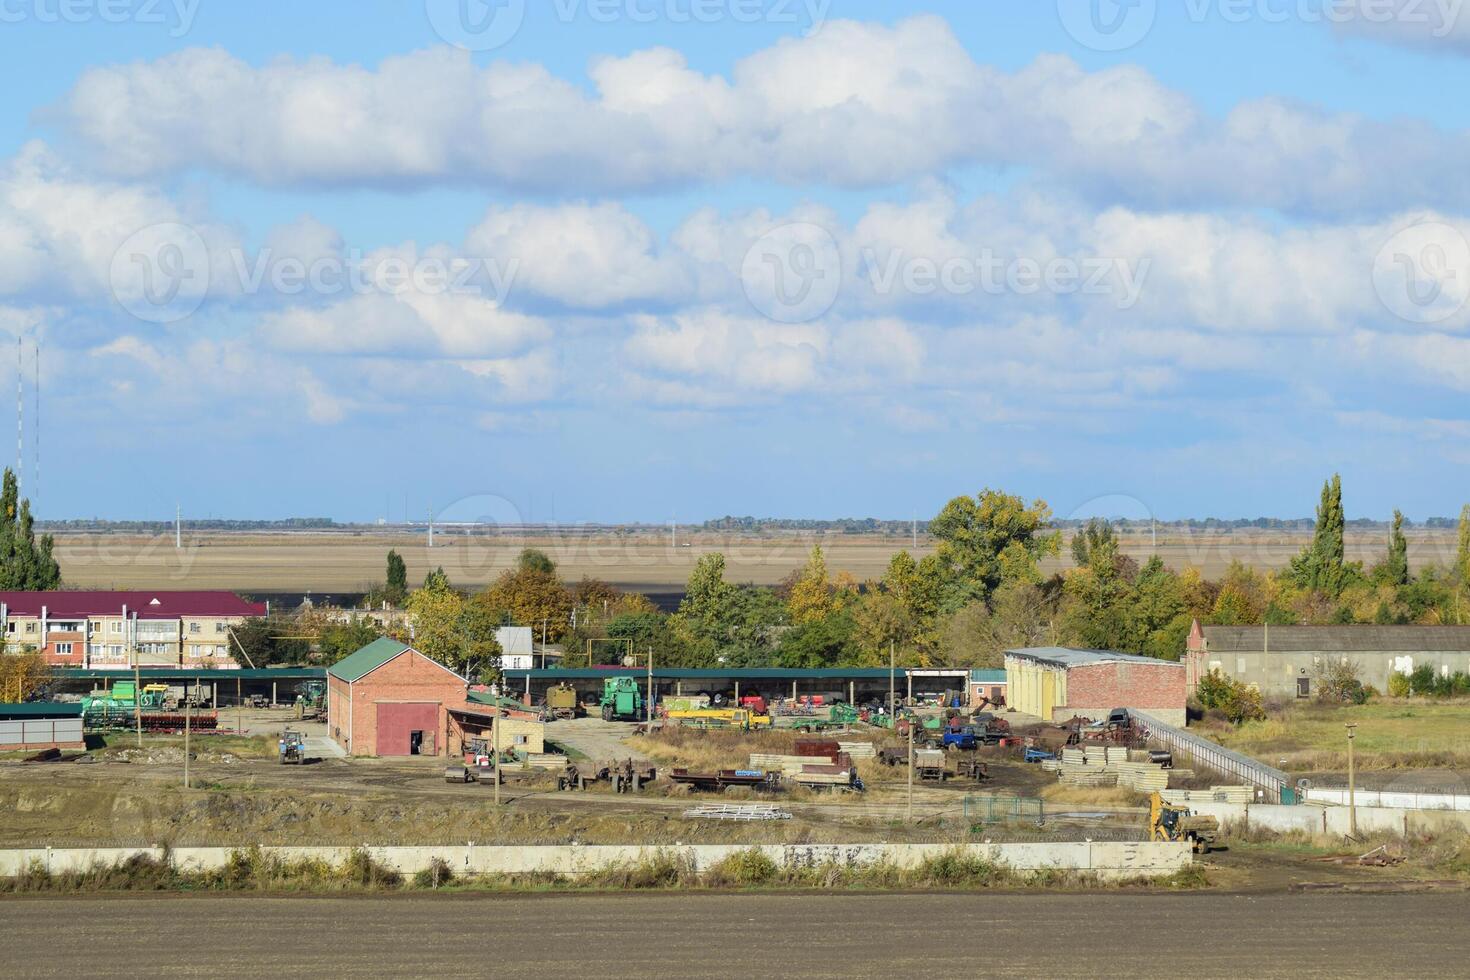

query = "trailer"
[[791, 763, 864, 792], [668, 768, 780, 792], [913, 748, 948, 782]]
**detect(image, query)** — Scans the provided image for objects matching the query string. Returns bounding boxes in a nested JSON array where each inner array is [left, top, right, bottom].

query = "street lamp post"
[[1346, 723, 1358, 838]]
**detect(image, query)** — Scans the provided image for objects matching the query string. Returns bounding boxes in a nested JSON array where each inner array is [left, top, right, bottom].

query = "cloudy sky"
[[2, 1, 1469, 524]]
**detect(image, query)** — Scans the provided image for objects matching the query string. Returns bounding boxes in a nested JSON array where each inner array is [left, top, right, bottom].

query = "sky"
[[2, 0, 1469, 525]]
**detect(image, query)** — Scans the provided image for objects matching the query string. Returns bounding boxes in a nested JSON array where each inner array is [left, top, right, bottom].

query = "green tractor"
[[598, 677, 644, 722]]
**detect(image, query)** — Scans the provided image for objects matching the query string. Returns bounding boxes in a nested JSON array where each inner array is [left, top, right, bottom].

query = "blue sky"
[[2, 0, 1469, 524]]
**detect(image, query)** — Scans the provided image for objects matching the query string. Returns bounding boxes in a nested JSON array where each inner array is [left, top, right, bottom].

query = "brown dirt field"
[[49, 528, 1463, 592], [6, 891, 1470, 978]]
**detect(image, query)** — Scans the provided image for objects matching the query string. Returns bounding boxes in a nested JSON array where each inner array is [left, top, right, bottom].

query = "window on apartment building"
[[215, 622, 228, 633], [55, 642, 72, 655], [24, 622, 34, 633], [108, 645, 123, 657], [5, 622, 12, 633], [111, 621, 122, 634], [189, 622, 201, 634]]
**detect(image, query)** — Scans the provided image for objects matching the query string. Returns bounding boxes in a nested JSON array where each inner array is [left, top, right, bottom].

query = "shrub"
[[1387, 672, 1412, 698], [413, 858, 455, 889], [1195, 669, 1266, 724], [585, 851, 695, 890], [342, 849, 402, 889], [703, 849, 778, 888]]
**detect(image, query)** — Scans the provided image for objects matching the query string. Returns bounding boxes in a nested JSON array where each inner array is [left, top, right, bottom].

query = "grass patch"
[[1199, 700, 1470, 772]]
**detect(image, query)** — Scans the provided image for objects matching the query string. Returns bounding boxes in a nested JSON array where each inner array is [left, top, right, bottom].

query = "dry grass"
[[1201, 701, 1470, 773], [1038, 785, 1149, 807]]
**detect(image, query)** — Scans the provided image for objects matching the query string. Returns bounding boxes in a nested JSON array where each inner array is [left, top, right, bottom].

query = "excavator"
[[1149, 792, 1219, 854]]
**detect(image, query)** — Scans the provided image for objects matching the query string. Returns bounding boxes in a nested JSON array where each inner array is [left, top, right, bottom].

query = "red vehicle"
[[739, 694, 768, 714]]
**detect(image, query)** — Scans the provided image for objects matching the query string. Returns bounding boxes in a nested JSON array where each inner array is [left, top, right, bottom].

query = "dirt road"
[[3, 892, 1465, 978]]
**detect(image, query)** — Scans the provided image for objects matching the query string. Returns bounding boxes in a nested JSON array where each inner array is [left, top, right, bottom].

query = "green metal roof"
[[970, 669, 1007, 682], [0, 701, 83, 718], [503, 667, 920, 681], [54, 667, 326, 681], [327, 637, 411, 682]]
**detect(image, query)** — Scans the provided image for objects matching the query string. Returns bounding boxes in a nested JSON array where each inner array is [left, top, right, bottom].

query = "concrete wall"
[[1306, 788, 1470, 812], [1187, 647, 1470, 698], [0, 841, 1192, 882], [1188, 802, 1470, 837]]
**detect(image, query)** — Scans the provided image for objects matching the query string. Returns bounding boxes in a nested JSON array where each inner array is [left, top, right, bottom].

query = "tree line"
[[235, 479, 1470, 676]]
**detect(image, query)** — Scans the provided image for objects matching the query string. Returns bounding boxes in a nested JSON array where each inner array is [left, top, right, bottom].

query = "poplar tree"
[[1384, 510, 1410, 587], [1289, 474, 1349, 597], [0, 469, 61, 591]]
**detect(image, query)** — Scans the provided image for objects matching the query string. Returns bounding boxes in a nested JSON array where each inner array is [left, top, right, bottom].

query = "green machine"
[[598, 677, 644, 722]]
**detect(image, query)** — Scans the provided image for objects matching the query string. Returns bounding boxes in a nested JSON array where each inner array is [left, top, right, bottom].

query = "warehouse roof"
[[0, 590, 266, 620], [327, 638, 413, 682], [54, 667, 325, 681], [0, 702, 83, 718], [504, 667, 924, 681], [1005, 647, 1181, 668], [1201, 625, 1470, 653], [969, 669, 1007, 683]]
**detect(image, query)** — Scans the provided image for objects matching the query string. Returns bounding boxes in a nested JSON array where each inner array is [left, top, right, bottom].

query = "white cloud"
[[1328, 0, 1470, 53], [464, 202, 692, 308], [45, 18, 1470, 213]]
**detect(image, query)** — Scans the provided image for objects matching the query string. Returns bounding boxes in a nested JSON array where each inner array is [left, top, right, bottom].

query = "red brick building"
[[1005, 647, 1186, 726], [326, 638, 470, 757]]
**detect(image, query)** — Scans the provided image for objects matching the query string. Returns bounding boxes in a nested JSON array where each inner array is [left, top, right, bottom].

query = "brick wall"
[[1064, 661, 1186, 721], [331, 650, 468, 757]]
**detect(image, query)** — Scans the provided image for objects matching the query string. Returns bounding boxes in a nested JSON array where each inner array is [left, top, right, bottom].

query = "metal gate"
[[964, 795, 1045, 826]]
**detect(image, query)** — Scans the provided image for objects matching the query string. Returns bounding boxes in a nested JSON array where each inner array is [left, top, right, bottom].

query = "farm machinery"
[[1149, 792, 1219, 853], [278, 729, 306, 764], [599, 677, 645, 722], [545, 682, 582, 720], [81, 681, 217, 732]]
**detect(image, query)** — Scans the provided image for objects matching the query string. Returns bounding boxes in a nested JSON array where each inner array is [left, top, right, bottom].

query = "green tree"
[[0, 469, 60, 590], [1288, 474, 1354, 597], [1070, 518, 1117, 568], [317, 616, 385, 664], [517, 548, 556, 575], [928, 490, 1060, 607], [422, 566, 451, 591], [1457, 504, 1470, 584], [385, 550, 407, 602], [776, 611, 855, 668], [1377, 510, 1410, 587]]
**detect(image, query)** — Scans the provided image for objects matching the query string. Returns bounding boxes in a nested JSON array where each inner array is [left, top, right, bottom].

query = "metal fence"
[[963, 795, 1045, 826], [1129, 710, 1294, 803]]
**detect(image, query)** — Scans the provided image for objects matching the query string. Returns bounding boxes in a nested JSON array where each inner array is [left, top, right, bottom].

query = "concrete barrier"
[[1187, 802, 1470, 837], [1307, 788, 1470, 812], [0, 841, 1191, 882]]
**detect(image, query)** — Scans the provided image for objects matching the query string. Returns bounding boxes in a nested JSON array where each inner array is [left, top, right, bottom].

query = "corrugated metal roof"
[[0, 591, 266, 620], [969, 669, 1007, 682], [0, 702, 83, 718], [326, 638, 411, 682], [53, 667, 326, 680], [1005, 646, 1181, 668], [1201, 625, 1470, 653], [503, 667, 916, 681]]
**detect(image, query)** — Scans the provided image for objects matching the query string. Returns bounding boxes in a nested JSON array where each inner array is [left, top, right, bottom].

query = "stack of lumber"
[[1161, 786, 1254, 805], [523, 753, 569, 771], [837, 741, 876, 759], [1110, 761, 1170, 792], [1057, 744, 1169, 789]]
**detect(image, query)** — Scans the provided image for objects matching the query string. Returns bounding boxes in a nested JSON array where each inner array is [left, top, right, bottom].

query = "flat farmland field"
[[48, 528, 1462, 593]]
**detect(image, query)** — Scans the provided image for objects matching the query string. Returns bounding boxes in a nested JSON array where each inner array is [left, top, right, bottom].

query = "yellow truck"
[[665, 708, 773, 731]]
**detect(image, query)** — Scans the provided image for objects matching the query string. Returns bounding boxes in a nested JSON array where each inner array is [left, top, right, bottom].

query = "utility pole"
[[427, 507, 434, 548], [646, 646, 654, 725], [183, 680, 192, 789], [889, 640, 896, 713], [175, 503, 182, 549], [131, 615, 142, 748], [1346, 723, 1358, 838], [906, 714, 914, 823], [492, 693, 501, 807]]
